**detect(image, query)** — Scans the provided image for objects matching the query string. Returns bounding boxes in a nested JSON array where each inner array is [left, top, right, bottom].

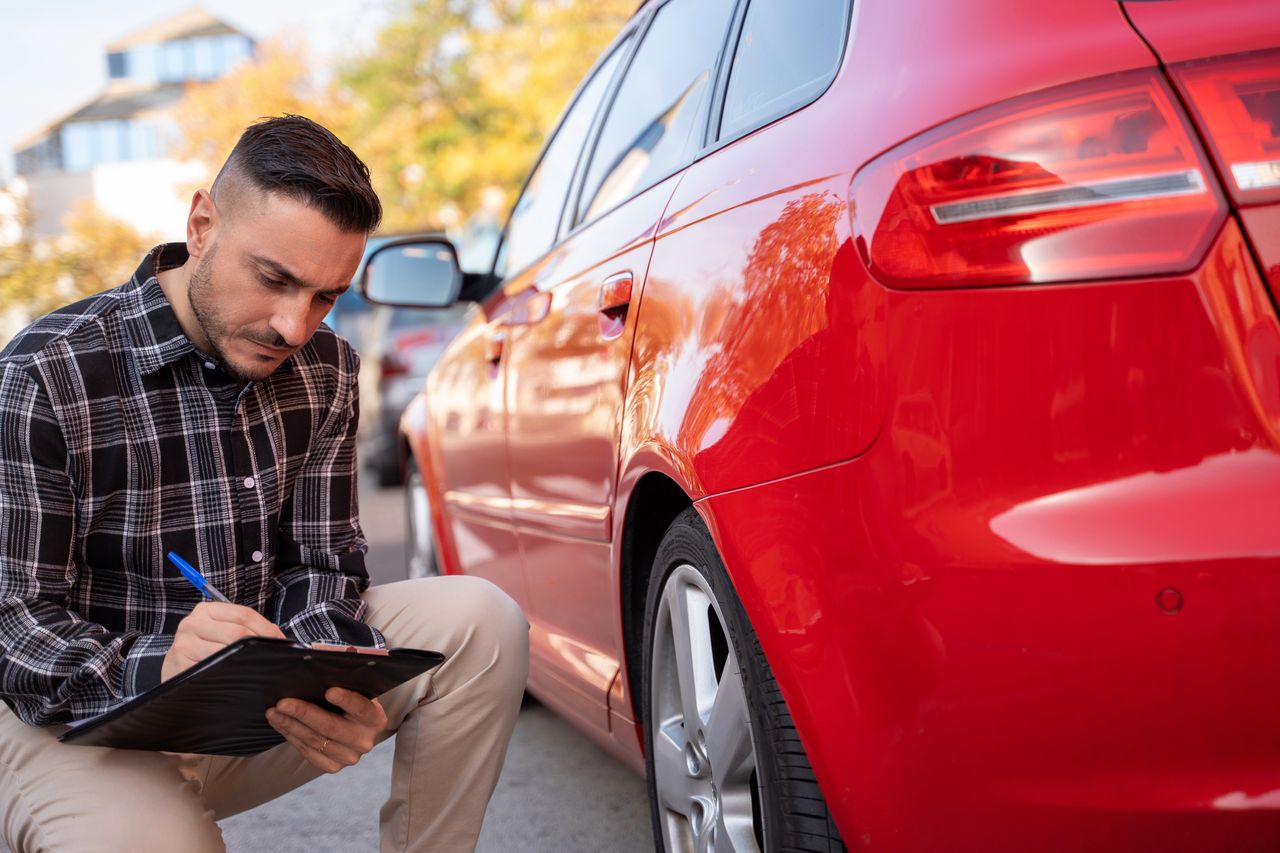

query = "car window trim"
[[702, 0, 751, 151], [488, 12, 649, 284], [560, 0, 665, 237], [554, 26, 644, 247], [704, 0, 855, 157], [565, 0, 745, 234]]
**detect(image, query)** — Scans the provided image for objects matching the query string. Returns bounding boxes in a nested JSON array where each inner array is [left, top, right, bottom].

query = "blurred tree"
[[167, 1, 634, 233], [342, 0, 634, 231], [0, 197, 151, 340]]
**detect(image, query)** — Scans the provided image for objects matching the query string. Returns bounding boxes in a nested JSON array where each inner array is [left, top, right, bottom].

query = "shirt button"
[[251, 550, 264, 562], [243, 476, 256, 489], [203, 361, 216, 370]]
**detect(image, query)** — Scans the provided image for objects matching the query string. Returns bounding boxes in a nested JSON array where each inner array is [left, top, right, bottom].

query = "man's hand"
[[266, 688, 389, 773], [161, 601, 286, 681]]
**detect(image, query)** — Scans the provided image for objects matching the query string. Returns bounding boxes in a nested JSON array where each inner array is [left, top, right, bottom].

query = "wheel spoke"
[[652, 725, 698, 815], [665, 575, 718, 733], [715, 788, 760, 853], [704, 660, 754, 787]]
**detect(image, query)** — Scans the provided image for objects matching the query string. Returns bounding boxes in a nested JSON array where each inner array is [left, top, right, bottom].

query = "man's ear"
[[186, 189, 217, 258]]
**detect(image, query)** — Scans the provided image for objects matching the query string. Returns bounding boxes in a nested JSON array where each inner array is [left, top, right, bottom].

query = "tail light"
[[850, 69, 1226, 289], [1171, 48, 1280, 207], [379, 352, 410, 380]]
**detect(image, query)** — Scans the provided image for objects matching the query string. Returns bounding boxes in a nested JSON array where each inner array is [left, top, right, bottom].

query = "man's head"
[[170, 115, 382, 382]]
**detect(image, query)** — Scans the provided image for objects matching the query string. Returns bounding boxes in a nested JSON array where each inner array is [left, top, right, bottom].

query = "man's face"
[[187, 191, 366, 382]]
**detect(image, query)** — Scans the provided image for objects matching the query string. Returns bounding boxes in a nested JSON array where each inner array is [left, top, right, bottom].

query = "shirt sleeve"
[[270, 344, 385, 649], [0, 362, 175, 726]]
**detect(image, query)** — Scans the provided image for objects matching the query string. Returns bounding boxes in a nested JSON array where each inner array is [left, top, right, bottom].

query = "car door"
[[499, 0, 740, 734], [425, 33, 634, 610]]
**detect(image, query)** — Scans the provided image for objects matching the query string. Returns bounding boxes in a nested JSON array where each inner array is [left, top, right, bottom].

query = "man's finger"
[[195, 602, 285, 638], [185, 619, 257, 647], [273, 699, 376, 756], [266, 708, 357, 771], [324, 689, 387, 729]]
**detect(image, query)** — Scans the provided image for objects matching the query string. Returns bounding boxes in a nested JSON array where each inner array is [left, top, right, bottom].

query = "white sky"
[[0, 0, 390, 181]]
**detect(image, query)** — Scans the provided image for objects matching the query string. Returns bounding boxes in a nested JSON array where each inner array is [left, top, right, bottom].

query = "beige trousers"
[[0, 576, 530, 853]]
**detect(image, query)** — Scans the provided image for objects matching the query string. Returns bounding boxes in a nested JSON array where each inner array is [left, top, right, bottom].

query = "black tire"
[[404, 457, 440, 579], [641, 507, 845, 853], [375, 446, 405, 487]]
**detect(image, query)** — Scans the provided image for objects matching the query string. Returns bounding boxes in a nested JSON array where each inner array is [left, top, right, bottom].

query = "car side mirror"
[[361, 238, 463, 308]]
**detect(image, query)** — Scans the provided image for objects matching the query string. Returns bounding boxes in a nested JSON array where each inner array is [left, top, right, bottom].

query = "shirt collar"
[[124, 243, 199, 376]]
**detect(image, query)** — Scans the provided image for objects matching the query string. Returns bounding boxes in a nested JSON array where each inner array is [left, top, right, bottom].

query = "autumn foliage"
[[0, 197, 151, 339], [176, 0, 636, 232]]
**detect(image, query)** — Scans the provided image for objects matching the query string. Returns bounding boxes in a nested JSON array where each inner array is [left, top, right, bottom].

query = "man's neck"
[[156, 262, 213, 356]]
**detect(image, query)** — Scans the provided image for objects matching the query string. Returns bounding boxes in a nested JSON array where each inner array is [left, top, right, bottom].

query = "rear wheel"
[[374, 440, 405, 487], [404, 457, 440, 579], [642, 508, 845, 852]]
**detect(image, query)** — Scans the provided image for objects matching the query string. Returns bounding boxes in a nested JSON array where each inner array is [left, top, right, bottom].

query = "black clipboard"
[[58, 637, 444, 756]]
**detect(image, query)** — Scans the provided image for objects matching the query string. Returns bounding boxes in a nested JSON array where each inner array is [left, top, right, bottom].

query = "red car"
[[363, 0, 1280, 849]]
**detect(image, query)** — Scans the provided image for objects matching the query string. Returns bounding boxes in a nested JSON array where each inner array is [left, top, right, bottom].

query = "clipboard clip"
[[307, 642, 391, 656]]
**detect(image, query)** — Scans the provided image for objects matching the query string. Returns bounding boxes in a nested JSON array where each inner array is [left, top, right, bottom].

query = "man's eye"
[[259, 274, 285, 288], [319, 293, 340, 307]]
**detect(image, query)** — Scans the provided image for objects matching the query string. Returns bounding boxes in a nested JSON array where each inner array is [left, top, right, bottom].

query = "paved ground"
[[216, 477, 656, 851], [221, 695, 653, 852]]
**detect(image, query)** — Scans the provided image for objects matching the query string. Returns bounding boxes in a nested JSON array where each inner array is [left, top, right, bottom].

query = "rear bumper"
[[698, 219, 1280, 850]]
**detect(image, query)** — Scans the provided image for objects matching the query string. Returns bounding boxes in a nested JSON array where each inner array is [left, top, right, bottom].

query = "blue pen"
[[167, 551, 231, 603]]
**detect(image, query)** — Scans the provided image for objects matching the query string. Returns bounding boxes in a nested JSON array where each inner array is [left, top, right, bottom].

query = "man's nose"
[[269, 297, 312, 348]]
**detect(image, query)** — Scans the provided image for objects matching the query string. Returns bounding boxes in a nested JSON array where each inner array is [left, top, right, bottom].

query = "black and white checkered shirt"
[[0, 243, 382, 726]]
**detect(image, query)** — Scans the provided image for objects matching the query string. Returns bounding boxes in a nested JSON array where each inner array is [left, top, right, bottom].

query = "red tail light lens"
[[850, 70, 1226, 289], [379, 353, 410, 380], [1172, 48, 1280, 207]]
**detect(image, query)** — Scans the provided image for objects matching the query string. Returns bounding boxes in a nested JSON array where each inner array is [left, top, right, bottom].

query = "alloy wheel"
[[405, 464, 438, 578], [650, 563, 762, 853]]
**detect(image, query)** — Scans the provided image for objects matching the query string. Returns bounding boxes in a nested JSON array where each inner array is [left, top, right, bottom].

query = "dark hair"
[[212, 115, 382, 233]]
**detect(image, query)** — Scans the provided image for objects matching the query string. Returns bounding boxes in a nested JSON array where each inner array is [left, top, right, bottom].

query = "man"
[[0, 115, 528, 852]]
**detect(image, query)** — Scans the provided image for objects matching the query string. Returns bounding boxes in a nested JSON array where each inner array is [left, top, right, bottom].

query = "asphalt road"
[[216, 477, 656, 852]]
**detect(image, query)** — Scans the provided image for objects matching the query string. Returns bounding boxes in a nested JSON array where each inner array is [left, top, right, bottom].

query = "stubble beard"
[[188, 246, 282, 384]]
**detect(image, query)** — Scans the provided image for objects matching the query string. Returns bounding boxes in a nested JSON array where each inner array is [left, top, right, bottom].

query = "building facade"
[[10, 9, 254, 239]]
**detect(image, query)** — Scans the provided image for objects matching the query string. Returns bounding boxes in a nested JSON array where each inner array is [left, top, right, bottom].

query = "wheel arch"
[[398, 390, 458, 573], [618, 470, 694, 721]]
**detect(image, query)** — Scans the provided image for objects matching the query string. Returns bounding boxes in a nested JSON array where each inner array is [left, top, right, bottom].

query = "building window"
[[62, 124, 95, 172], [159, 40, 187, 82], [193, 36, 220, 79], [129, 45, 160, 84], [221, 35, 251, 70], [60, 119, 175, 171], [108, 35, 256, 85]]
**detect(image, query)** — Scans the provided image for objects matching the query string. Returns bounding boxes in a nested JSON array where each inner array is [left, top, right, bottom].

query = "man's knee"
[[367, 575, 529, 694], [427, 576, 528, 683], [448, 576, 528, 651]]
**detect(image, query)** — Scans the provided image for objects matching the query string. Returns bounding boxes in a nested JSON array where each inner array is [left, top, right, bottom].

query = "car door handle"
[[485, 331, 506, 364], [598, 271, 633, 316], [598, 272, 633, 340]]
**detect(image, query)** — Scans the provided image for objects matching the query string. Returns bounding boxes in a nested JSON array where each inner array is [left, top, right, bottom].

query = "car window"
[[575, 0, 737, 226], [496, 37, 631, 279], [719, 0, 849, 141]]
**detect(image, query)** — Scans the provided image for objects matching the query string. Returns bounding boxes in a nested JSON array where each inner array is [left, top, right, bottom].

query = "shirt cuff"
[[122, 633, 175, 696]]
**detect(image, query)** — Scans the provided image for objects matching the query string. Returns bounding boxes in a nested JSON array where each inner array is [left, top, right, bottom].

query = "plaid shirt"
[[0, 243, 381, 726]]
